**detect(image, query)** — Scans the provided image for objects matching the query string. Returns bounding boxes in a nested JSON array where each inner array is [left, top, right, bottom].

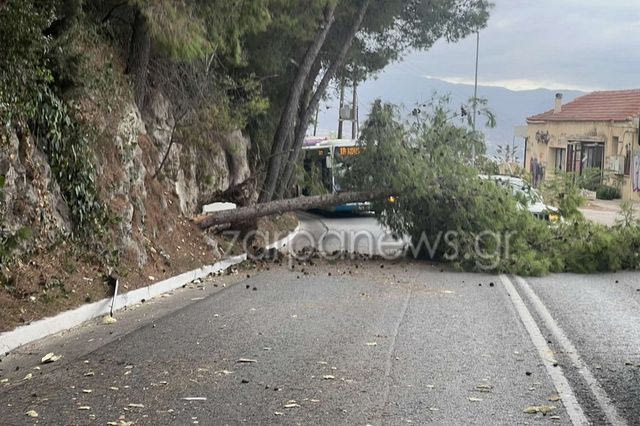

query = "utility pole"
[[471, 31, 480, 166], [313, 104, 319, 136], [338, 80, 345, 139], [352, 79, 358, 140]]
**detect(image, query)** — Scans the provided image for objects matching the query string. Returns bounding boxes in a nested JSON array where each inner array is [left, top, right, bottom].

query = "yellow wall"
[[525, 119, 640, 201]]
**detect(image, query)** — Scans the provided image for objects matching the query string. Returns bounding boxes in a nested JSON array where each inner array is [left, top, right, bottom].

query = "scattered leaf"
[[25, 410, 38, 417], [365, 342, 378, 347], [1, 379, 8, 384], [102, 315, 118, 325], [548, 395, 562, 402], [524, 405, 556, 414], [82, 389, 93, 393], [274, 412, 284, 416], [23, 373, 33, 381], [474, 384, 493, 393], [236, 358, 257, 364], [128, 403, 145, 408], [78, 406, 91, 411], [41, 352, 62, 364], [84, 371, 95, 377]]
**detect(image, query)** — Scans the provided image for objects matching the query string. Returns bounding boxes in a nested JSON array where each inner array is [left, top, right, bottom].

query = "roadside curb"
[[0, 225, 300, 357]]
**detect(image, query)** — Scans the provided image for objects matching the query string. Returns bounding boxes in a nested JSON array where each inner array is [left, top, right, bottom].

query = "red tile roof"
[[527, 89, 640, 123]]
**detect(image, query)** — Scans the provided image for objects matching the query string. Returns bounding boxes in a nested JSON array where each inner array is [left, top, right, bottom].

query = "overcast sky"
[[386, 0, 640, 92]]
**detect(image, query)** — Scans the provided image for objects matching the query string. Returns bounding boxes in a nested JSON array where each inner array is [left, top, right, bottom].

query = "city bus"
[[301, 137, 371, 213]]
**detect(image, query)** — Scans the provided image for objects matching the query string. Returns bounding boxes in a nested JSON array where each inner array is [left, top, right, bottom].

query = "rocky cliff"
[[0, 89, 253, 269]]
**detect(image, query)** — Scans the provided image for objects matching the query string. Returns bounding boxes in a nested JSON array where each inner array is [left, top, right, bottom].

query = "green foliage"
[[616, 201, 639, 228], [0, 0, 56, 125], [345, 98, 640, 276], [579, 167, 603, 191], [540, 171, 586, 219], [596, 185, 621, 201], [135, 0, 212, 61], [33, 88, 106, 234]]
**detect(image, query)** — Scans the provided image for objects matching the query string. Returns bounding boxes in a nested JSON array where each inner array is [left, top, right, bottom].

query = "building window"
[[612, 136, 620, 155], [567, 142, 605, 174], [552, 148, 566, 172]]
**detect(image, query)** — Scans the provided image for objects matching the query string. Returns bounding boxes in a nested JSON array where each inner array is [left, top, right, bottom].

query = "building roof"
[[527, 89, 640, 123]]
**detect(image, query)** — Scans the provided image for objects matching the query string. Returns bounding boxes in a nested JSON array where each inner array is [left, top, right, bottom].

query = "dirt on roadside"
[[0, 213, 298, 334]]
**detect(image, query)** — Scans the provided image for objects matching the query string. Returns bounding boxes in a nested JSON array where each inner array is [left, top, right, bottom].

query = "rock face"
[[1, 89, 253, 267], [0, 131, 71, 251], [143, 90, 251, 215]]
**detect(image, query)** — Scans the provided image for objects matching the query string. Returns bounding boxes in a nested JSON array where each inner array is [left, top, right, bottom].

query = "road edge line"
[[514, 276, 627, 426], [0, 225, 301, 357], [500, 274, 588, 425]]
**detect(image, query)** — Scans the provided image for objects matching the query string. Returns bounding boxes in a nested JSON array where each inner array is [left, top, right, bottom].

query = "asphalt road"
[[0, 213, 638, 425]]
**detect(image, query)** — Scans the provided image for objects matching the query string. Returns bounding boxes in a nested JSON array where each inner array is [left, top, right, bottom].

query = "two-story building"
[[525, 90, 640, 201]]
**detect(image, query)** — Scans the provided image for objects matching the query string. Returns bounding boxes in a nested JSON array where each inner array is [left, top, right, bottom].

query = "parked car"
[[480, 175, 561, 223]]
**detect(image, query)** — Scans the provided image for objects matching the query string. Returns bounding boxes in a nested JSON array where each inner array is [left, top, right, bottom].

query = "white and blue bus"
[[301, 137, 371, 213]]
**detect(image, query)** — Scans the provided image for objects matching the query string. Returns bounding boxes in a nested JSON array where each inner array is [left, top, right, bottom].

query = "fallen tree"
[[195, 191, 383, 229]]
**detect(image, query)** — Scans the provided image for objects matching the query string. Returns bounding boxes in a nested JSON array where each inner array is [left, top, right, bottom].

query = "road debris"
[[78, 406, 91, 410], [284, 401, 300, 408], [236, 358, 257, 364], [41, 352, 62, 364], [523, 405, 556, 414], [323, 375, 336, 380], [468, 397, 483, 402], [102, 315, 118, 325], [25, 410, 38, 417], [128, 403, 145, 408], [474, 384, 493, 393], [181, 397, 207, 401], [365, 342, 378, 346]]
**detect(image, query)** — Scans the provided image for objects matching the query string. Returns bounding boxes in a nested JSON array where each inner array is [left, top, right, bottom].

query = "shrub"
[[596, 185, 621, 200], [540, 172, 586, 219]]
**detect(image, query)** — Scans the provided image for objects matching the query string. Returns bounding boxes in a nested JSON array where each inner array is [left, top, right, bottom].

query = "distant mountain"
[[315, 74, 585, 158]]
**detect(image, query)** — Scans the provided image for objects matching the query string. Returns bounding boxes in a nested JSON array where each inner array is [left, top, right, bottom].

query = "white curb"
[[0, 226, 300, 356]]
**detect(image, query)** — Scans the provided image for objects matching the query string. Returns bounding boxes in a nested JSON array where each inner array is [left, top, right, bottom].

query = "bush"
[[596, 185, 621, 200]]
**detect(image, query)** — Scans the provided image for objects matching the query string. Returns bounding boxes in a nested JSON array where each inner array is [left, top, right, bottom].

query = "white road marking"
[[515, 276, 627, 426], [500, 275, 589, 425], [380, 283, 413, 417]]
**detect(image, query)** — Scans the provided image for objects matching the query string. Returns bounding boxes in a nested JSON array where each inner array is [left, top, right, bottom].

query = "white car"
[[480, 175, 561, 223]]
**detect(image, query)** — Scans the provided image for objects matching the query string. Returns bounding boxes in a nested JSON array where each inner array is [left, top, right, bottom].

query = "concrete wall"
[[525, 119, 640, 201]]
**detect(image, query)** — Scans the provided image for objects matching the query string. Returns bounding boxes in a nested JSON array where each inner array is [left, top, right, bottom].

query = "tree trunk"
[[259, 4, 337, 204], [279, 0, 371, 194], [274, 60, 321, 200], [126, 9, 151, 110], [196, 191, 383, 229]]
